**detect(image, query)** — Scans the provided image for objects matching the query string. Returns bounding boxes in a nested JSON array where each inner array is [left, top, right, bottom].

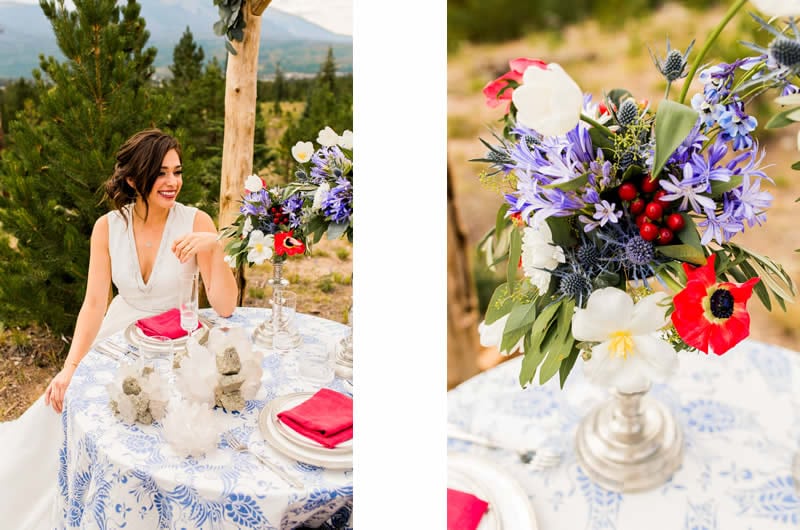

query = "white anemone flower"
[[572, 288, 678, 393], [520, 223, 565, 293], [512, 63, 583, 137], [291, 141, 314, 163], [478, 314, 524, 356], [244, 174, 263, 193], [338, 130, 353, 149], [317, 126, 340, 147], [312, 182, 330, 211], [246, 230, 274, 265], [749, 0, 800, 17], [223, 255, 236, 268]]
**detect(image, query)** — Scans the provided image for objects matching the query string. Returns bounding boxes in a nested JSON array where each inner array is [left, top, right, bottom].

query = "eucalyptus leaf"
[[224, 39, 237, 55], [543, 173, 590, 192], [327, 221, 349, 240], [657, 244, 706, 265], [540, 336, 574, 385], [485, 283, 513, 324], [766, 106, 800, 129], [501, 302, 537, 354], [213, 19, 227, 36], [507, 228, 522, 292], [528, 300, 562, 355], [519, 334, 546, 387], [710, 174, 743, 197], [558, 347, 580, 389], [652, 99, 699, 178]]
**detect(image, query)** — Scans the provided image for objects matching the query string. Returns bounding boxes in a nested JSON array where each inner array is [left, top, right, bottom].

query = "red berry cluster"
[[617, 176, 684, 245], [270, 206, 290, 226]]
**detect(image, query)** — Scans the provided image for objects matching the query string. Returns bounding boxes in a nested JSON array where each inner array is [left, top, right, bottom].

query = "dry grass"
[[449, 3, 800, 358]]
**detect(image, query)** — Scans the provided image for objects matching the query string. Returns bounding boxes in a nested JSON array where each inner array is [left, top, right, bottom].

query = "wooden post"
[[219, 9, 263, 229], [219, 6, 265, 304], [447, 165, 482, 388]]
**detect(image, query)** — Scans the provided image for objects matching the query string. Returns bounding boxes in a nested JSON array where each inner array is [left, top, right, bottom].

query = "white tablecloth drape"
[[58, 307, 353, 530], [448, 339, 800, 530]]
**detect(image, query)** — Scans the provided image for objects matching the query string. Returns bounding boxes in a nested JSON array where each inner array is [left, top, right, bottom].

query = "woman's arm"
[[171, 210, 238, 317], [44, 216, 112, 413]]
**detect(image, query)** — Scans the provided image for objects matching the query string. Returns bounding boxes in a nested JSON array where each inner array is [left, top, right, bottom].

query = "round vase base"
[[251, 323, 303, 350], [575, 395, 683, 493]]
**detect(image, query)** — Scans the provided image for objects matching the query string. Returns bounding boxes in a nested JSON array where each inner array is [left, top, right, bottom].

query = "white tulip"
[[338, 130, 353, 149], [244, 174, 263, 193], [478, 314, 524, 356], [520, 223, 565, 293], [246, 230, 274, 265], [512, 63, 583, 137], [291, 141, 314, 163], [317, 126, 340, 147], [749, 0, 800, 17], [572, 288, 677, 393]]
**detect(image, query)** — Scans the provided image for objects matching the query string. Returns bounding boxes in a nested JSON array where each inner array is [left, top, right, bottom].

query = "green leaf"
[[710, 174, 743, 197], [501, 302, 537, 354], [766, 106, 800, 129], [326, 221, 349, 240], [507, 228, 522, 292], [538, 298, 575, 385], [528, 300, 562, 355], [607, 89, 633, 107], [558, 346, 580, 389], [792, 161, 800, 171], [588, 127, 614, 149], [495, 203, 510, 238], [652, 99, 699, 178], [543, 173, 590, 192], [519, 333, 546, 387], [546, 217, 577, 248], [485, 283, 512, 324], [657, 244, 706, 265], [739, 261, 771, 311], [213, 19, 228, 36]]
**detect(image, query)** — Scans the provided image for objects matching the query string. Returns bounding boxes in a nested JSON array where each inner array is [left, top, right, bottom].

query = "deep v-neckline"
[[128, 206, 173, 291]]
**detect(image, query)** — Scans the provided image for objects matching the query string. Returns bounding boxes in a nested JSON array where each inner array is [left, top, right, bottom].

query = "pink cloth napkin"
[[135, 308, 199, 339], [447, 488, 490, 530], [276, 388, 353, 448]]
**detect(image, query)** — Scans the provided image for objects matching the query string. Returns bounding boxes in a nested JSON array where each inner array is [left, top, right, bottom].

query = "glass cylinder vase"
[[575, 384, 683, 493], [251, 260, 302, 350]]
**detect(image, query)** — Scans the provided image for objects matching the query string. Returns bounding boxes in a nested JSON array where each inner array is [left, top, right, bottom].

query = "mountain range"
[[0, 0, 353, 79]]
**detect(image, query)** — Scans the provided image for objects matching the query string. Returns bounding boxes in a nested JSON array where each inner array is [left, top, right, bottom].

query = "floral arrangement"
[[220, 176, 308, 268], [286, 126, 354, 243], [476, 0, 797, 392]]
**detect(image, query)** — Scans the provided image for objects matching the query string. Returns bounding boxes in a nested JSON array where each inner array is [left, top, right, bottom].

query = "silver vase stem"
[[251, 259, 291, 348]]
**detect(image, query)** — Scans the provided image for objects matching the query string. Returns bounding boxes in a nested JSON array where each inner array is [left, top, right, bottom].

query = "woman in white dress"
[[0, 129, 238, 528]]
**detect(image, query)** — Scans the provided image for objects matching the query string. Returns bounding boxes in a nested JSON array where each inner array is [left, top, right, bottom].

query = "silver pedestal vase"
[[575, 385, 683, 493], [251, 260, 302, 349], [335, 298, 353, 379]]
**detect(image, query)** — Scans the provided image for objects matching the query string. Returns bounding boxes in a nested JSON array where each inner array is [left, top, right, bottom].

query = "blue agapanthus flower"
[[322, 177, 353, 224]]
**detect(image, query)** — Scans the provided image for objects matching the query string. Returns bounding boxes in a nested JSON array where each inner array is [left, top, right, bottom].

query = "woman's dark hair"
[[105, 128, 182, 223]]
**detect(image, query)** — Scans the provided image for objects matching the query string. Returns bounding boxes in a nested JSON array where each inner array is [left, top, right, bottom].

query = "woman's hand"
[[172, 232, 220, 263], [44, 366, 76, 414]]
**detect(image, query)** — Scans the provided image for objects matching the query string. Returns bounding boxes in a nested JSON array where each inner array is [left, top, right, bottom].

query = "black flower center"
[[709, 289, 734, 319]]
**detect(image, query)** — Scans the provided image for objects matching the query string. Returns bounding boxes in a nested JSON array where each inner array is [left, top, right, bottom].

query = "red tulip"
[[670, 254, 759, 355], [482, 58, 547, 111]]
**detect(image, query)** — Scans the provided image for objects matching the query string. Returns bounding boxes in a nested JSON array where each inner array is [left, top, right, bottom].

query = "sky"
[[6, 0, 353, 36]]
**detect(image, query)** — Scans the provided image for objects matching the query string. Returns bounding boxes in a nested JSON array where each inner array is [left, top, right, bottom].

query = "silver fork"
[[224, 432, 303, 488], [447, 424, 561, 471]]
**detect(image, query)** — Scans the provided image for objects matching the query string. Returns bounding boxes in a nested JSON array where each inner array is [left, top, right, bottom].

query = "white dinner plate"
[[271, 393, 353, 454], [258, 395, 353, 469], [124, 316, 211, 353], [448, 452, 538, 530]]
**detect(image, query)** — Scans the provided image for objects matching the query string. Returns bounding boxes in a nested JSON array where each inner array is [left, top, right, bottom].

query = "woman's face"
[[147, 148, 182, 209]]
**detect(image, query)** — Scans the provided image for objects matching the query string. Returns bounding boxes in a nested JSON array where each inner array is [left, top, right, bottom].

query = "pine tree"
[[278, 51, 352, 175], [170, 26, 204, 89], [318, 46, 337, 93], [272, 61, 285, 116], [0, 0, 175, 335]]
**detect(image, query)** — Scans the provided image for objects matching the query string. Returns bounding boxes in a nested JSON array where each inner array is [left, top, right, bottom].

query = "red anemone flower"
[[670, 254, 759, 355], [274, 231, 305, 256], [482, 58, 547, 111]]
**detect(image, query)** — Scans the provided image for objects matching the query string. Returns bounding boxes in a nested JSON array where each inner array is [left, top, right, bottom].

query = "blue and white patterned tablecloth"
[[58, 307, 353, 530], [448, 339, 800, 530]]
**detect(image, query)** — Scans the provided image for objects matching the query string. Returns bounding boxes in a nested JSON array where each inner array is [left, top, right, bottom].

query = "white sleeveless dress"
[[0, 202, 198, 529]]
